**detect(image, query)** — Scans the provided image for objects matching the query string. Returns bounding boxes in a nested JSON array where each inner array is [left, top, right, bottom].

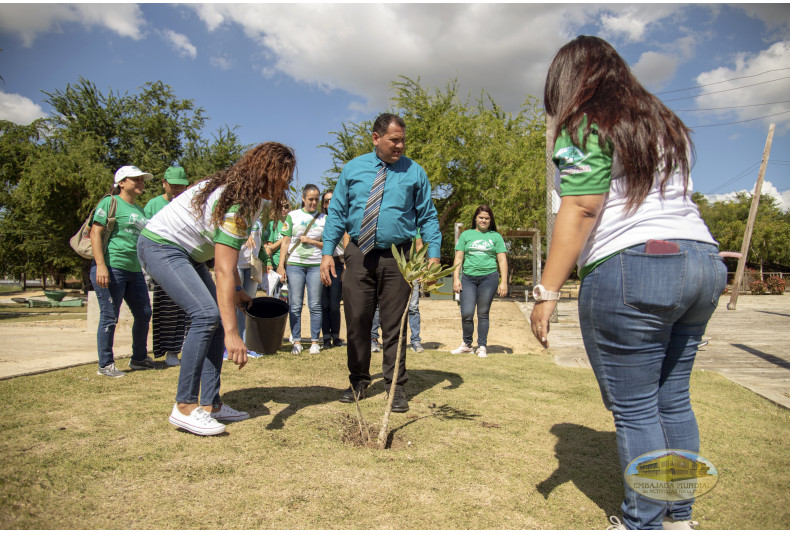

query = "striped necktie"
[[358, 162, 387, 254]]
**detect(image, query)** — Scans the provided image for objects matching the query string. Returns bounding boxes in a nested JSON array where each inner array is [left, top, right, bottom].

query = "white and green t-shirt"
[[281, 209, 325, 266], [92, 195, 148, 272], [142, 181, 261, 263], [455, 229, 506, 277], [553, 120, 716, 277]]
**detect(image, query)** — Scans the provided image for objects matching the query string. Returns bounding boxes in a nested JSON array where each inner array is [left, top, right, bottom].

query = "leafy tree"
[[695, 192, 790, 275], [321, 76, 547, 261], [0, 78, 245, 288]]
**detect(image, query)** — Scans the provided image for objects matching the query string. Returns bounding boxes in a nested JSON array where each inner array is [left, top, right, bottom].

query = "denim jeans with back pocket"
[[578, 239, 727, 529]]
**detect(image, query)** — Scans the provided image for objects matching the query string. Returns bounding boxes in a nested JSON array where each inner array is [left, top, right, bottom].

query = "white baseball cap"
[[114, 165, 154, 185]]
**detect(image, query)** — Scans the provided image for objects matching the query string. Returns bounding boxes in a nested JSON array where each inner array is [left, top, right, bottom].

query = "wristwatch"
[[533, 284, 560, 302]]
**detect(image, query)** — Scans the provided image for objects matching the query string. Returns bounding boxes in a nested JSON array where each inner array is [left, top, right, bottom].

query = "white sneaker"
[[450, 343, 474, 354], [606, 516, 626, 530], [663, 517, 699, 530], [291, 343, 303, 355], [476, 346, 488, 358], [165, 352, 181, 367], [168, 404, 226, 436], [210, 403, 250, 422], [309, 343, 321, 354]]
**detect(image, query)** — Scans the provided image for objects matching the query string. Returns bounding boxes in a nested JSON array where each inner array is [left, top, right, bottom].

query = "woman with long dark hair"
[[138, 142, 295, 436], [450, 204, 508, 358], [532, 36, 726, 529]]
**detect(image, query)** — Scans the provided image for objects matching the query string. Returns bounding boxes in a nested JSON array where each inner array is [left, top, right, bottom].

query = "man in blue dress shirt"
[[321, 113, 441, 413]]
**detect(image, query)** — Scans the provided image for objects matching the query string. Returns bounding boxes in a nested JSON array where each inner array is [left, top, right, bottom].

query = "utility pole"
[[727, 123, 775, 311]]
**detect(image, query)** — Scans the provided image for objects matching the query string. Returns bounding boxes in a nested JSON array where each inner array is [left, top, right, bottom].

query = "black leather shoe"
[[389, 386, 409, 413], [339, 383, 367, 403]]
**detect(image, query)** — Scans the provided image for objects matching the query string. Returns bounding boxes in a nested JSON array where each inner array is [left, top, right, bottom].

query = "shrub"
[[750, 280, 768, 295], [765, 276, 786, 295]]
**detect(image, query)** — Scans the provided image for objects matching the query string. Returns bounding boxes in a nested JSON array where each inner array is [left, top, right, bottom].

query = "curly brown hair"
[[192, 142, 296, 229]]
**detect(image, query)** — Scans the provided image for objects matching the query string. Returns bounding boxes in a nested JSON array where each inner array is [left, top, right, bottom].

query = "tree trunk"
[[377, 303, 410, 449]]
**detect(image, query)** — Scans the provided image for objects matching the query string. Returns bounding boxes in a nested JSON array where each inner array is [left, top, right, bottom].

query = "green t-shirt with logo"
[[92, 195, 148, 272], [455, 229, 506, 277]]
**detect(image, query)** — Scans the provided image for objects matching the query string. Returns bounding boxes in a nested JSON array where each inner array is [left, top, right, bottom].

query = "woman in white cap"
[[138, 142, 295, 436], [91, 165, 154, 378]]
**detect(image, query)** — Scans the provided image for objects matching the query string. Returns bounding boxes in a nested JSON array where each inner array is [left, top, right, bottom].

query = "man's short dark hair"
[[373, 113, 406, 136]]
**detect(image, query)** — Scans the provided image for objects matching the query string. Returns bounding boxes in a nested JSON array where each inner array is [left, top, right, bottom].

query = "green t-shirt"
[[92, 195, 148, 272], [264, 220, 285, 267], [553, 119, 613, 197], [143, 194, 169, 219], [455, 229, 506, 277]]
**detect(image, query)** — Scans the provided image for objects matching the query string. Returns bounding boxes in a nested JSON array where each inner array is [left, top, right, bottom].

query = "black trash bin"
[[244, 297, 289, 354]]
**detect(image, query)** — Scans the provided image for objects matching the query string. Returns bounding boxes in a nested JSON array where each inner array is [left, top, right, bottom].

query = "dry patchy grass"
[[0, 346, 788, 529]]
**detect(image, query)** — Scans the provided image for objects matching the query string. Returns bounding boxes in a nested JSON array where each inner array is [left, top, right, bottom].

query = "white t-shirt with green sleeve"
[[456, 229, 506, 277], [92, 195, 148, 272], [281, 209, 325, 266], [142, 180, 261, 263], [553, 120, 716, 277]]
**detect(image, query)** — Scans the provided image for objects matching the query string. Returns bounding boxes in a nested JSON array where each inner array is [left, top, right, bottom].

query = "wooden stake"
[[727, 123, 775, 310]]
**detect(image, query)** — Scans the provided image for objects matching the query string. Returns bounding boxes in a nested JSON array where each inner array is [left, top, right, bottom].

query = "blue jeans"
[[322, 258, 344, 340], [236, 267, 259, 342], [370, 283, 420, 343], [286, 264, 322, 343], [138, 236, 224, 406], [578, 240, 727, 529], [90, 264, 151, 368], [459, 271, 499, 346]]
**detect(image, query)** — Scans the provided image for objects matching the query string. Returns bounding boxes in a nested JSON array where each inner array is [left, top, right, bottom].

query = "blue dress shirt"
[[322, 151, 442, 258]]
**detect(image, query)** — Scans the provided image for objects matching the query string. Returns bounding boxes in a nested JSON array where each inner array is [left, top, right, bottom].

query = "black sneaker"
[[389, 386, 409, 413], [322, 339, 333, 349], [339, 383, 368, 403], [333, 337, 346, 347], [129, 356, 156, 370]]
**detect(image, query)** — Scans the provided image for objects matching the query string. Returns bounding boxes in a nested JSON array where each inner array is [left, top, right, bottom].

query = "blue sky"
[[1, 3, 789, 210]]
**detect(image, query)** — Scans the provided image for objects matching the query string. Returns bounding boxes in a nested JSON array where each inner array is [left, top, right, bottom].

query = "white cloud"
[[632, 51, 679, 90], [706, 180, 790, 212], [189, 4, 591, 113], [163, 30, 197, 59], [210, 55, 233, 70], [695, 41, 790, 131], [599, 5, 680, 43], [0, 92, 47, 125], [0, 4, 145, 46], [738, 5, 790, 40]]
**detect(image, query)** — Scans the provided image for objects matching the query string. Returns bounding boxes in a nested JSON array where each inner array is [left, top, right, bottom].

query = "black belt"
[[350, 239, 410, 250]]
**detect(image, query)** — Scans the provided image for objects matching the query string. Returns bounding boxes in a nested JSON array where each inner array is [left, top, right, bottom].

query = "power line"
[[656, 67, 790, 95], [662, 76, 790, 103], [704, 162, 761, 195], [674, 100, 790, 112], [689, 109, 790, 128]]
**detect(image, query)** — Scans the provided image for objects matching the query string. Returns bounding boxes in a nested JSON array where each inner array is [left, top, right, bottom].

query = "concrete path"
[[517, 293, 790, 410], [3, 290, 789, 412]]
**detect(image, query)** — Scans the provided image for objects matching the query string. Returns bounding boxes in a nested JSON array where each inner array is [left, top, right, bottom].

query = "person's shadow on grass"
[[536, 423, 622, 518], [222, 369, 464, 431]]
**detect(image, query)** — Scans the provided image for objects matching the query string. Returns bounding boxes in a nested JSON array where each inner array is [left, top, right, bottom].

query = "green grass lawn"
[[0, 346, 787, 529]]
